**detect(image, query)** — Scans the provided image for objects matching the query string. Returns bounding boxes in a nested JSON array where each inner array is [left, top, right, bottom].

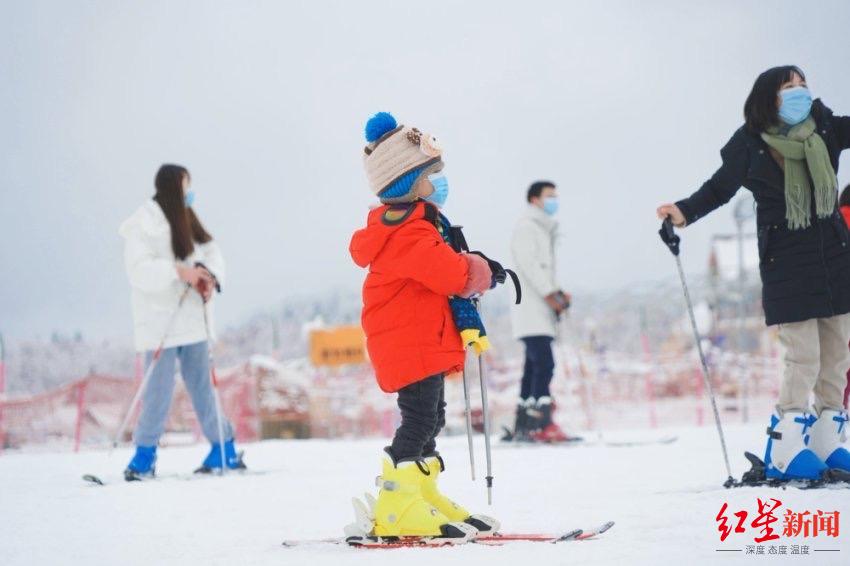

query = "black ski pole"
[[659, 218, 734, 486]]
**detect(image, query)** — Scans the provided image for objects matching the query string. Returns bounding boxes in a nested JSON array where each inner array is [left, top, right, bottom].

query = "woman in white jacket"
[[119, 164, 244, 480]]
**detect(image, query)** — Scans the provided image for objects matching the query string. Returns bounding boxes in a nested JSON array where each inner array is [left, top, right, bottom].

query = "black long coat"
[[676, 100, 850, 325]]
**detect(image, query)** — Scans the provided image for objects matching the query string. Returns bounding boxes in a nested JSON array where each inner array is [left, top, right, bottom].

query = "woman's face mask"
[[184, 190, 196, 207], [424, 173, 449, 208], [778, 86, 812, 126]]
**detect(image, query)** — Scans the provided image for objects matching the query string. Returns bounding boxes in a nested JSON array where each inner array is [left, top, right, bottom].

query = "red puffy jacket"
[[350, 202, 468, 392]]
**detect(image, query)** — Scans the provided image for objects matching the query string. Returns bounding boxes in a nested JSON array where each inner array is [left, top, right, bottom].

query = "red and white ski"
[[282, 521, 614, 548]]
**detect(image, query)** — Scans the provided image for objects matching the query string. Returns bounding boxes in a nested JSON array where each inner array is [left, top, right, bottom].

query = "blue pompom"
[[365, 112, 398, 143]]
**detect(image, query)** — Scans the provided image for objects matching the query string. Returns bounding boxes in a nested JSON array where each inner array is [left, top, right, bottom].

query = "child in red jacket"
[[348, 112, 497, 542], [841, 183, 850, 409]]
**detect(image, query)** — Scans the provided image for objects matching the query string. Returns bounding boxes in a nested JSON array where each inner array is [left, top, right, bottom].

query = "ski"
[[282, 521, 614, 548], [480, 520, 615, 543], [82, 468, 262, 486], [82, 474, 105, 485], [602, 435, 678, 448], [500, 427, 678, 448], [724, 451, 850, 490], [83, 450, 251, 485], [500, 425, 584, 445], [83, 472, 225, 485]]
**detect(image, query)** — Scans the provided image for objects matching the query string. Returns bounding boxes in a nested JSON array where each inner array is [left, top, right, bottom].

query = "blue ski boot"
[[194, 439, 246, 474], [808, 409, 850, 471], [124, 445, 157, 481], [764, 412, 827, 480]]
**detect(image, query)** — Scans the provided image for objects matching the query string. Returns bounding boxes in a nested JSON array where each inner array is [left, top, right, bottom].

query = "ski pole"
[[474, 300, 494, 504], [659, 218, 734, 486], [111, 285, 192, 451], [202, 304, 227, 476], [461, 364, 476, 481]]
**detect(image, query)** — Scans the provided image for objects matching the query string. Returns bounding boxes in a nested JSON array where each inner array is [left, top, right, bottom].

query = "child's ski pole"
[[461, 364, 476, 481], [472, 298, 494, 504]]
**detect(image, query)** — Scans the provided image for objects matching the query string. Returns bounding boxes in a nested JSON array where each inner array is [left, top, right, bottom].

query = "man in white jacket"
[[509, 181, 572, 442]]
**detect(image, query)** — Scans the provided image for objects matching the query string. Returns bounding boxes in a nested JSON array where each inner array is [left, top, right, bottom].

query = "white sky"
[[2, 0, 849, 341]]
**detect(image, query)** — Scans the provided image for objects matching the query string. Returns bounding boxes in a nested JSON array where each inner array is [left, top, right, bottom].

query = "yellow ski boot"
[[421, 452, 500, 534], [373, 450, 476, 540]]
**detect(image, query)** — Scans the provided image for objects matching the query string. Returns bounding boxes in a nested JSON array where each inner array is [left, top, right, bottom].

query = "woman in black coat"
[[657, 66, 850, 480]]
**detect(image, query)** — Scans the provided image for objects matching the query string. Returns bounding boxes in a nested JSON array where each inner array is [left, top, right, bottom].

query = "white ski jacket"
[[510, 204, 559, 339], [119, 200, 225, 352]]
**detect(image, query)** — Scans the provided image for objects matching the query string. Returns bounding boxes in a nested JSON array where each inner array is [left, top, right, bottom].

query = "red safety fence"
[[0, 345, 786, 453], [0, 369, 259, 452]]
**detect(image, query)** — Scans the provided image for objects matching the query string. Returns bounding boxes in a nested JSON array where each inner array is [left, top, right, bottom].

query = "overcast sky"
[[2, 0, 849, 342]]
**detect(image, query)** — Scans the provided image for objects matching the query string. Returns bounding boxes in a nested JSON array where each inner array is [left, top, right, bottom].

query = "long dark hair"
[[153, 164, 212, 260], [743, 65, 806, 133]]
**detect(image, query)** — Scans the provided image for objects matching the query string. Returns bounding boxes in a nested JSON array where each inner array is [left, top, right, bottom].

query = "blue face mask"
[[184, 191, 195, 207], [424, 173, 449, 208], [778, 86, 812, 126], [543, 196, 559, 216]]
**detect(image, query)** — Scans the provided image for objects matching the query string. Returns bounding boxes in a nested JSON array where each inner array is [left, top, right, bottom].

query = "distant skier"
[[349, 112, 498, 541], [657, 66, 850, 480], [119, 164, 244, 480], [508, 181, 574, 442]]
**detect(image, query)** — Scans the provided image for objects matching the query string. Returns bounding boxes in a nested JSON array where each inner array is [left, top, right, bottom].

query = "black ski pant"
[[520, 335, 555, 400], [389, 374, 445, 461]]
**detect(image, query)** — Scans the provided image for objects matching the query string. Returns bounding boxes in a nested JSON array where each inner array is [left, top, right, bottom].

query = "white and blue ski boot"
[[764, 411, 827, 480], [124, 445, 157, 481], [808, 409, 850, 472]]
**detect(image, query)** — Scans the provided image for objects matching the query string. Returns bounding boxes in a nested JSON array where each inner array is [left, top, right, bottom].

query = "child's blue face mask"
[[543, 196, 559, 216], [185, 190, 196, 207], [778, 86, 812, 126], [425, 173, 449, 208]]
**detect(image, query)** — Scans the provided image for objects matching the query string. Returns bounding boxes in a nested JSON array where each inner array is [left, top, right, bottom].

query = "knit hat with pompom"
[[362, 112, 444, 204]]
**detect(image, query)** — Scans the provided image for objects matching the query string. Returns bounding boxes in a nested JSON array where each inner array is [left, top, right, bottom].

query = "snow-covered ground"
[[1, 424, 848, 566]]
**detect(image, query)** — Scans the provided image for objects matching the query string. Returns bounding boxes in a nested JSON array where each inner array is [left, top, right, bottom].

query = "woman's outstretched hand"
[[656, 203, 686, 227]]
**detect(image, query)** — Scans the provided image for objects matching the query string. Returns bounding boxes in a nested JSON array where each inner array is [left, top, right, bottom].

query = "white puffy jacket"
[[119, 200, 225, 352], [510, 204, 559, 339]]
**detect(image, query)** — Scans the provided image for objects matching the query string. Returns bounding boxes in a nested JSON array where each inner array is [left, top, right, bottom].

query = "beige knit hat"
[[363, 112, 443, 203]]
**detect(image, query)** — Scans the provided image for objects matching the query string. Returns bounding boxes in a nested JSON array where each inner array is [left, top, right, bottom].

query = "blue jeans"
[[520, 336, 555, 400], [133, 340, 234, 447]]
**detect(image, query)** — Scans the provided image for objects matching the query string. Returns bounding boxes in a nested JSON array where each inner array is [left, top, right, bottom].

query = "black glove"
[[467, 250, 522, 305]]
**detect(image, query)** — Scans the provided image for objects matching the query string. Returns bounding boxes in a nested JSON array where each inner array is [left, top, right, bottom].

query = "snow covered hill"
[[1, 423, 847, 565]]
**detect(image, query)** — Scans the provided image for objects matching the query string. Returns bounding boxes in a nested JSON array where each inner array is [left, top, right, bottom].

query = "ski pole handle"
[[658, 217, 681, 257]]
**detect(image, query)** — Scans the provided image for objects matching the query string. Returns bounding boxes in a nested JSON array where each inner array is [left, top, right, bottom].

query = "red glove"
[[194, 276, 211, 302], [544, 290, 571, 315], [459, 253, 493, 298]]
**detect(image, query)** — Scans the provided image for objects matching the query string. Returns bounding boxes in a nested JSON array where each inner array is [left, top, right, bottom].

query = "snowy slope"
[[1, 424, 848, 566]]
